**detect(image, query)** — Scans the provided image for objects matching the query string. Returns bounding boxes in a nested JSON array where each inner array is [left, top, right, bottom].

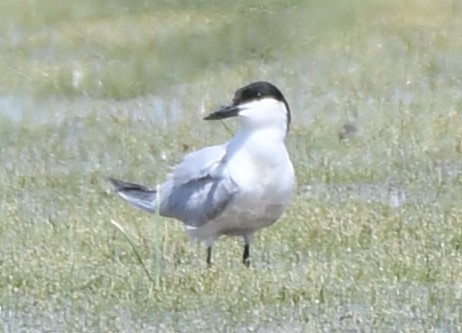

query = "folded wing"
[[159, 145, 239, 227]]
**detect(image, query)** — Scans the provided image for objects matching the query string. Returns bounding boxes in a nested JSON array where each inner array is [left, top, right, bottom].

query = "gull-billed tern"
[[109, 81, 295, 267]]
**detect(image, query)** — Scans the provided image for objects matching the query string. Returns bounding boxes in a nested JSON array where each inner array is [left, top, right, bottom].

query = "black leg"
[[243, 244, 250, 267], [206, 246, 212, 266]]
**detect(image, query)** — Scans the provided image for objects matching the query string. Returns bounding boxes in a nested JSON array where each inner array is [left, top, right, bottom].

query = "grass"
[[1, 0, 462, 331]]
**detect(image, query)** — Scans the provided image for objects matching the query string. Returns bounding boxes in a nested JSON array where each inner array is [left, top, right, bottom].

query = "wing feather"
[[159, 145, 239, 226]]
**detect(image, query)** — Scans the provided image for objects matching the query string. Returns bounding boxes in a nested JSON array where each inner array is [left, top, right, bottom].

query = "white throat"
[[236, 98, 289, 140]]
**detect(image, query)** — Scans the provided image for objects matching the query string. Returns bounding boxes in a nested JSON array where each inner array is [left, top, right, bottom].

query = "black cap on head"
[[204, 81, 291, 128], [232, 81, 286, 105]]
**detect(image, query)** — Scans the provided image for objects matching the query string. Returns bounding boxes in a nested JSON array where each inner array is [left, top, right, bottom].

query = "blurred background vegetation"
[[1, 0, 461, 332]]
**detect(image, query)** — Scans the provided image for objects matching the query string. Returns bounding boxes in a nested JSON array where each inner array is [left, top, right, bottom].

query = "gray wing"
[[159, 145, 239, 226]]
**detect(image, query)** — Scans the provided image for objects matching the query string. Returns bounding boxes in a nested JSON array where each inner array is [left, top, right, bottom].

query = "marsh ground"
[[1, 0, 461, 331]]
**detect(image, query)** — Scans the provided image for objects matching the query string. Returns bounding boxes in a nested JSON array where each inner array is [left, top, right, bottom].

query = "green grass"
[[1, 0, 462, 331]]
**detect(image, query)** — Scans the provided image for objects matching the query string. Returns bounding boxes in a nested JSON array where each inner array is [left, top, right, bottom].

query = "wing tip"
[[107, 177, 125, 192], [106, 177, 155, 192], [106, 177, 158, 214]]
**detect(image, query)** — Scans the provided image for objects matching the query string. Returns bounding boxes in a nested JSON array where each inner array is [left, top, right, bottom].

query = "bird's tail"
[[107, 177, 157, 213]]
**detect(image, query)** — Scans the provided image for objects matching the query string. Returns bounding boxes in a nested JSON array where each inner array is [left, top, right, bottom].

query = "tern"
[[109, 81, 295, 267]]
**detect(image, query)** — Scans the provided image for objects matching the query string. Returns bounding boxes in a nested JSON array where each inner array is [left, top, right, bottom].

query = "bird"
[[108, 81, 295, 267]]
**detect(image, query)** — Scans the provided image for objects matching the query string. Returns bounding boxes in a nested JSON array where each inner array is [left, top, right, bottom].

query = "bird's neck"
[[226, 126, 288, 163]]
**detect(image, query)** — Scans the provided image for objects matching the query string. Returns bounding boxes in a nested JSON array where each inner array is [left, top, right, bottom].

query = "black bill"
[[204, 105, 239, 120]]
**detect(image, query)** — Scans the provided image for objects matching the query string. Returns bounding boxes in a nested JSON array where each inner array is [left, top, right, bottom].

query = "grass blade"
[[109, 219, 154, 283]]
